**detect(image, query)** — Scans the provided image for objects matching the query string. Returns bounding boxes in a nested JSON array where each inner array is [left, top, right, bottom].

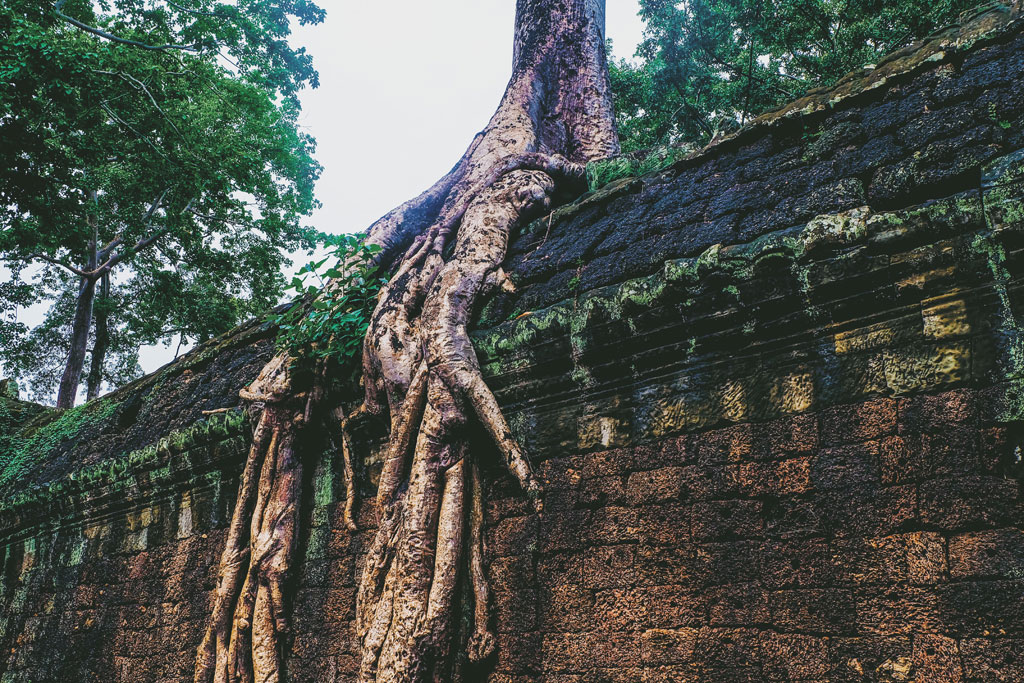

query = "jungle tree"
[[610, 0, 982, 151], [194, 1, 619, 681], [0, 0, 323, 407]]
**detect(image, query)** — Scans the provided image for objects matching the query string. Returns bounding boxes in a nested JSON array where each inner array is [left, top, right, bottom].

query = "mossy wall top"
[[485, 4, 1024, 324]]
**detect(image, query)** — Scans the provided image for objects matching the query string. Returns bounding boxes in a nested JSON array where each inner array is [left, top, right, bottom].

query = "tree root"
[[196, 2, 616, 679], [195, 357, 311, 683], [355, 166, 580, 682], [196, 137, 592, 683]]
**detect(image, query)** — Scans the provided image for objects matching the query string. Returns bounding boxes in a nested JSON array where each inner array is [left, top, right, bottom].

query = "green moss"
[[973, 231, 1024, 420], [988, 102, 1013, 130], [0, 409, 249, 517], [976, 149, 1024, 419], [473, 192, 1015, 409], [0, 399, 120, 489]]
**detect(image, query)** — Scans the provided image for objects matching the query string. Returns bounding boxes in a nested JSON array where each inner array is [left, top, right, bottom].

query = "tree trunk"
[[56, 202, 99, 410], [86, 273, 110, 402], [196, 2, 617, 681], [55, 275, 97, 409]]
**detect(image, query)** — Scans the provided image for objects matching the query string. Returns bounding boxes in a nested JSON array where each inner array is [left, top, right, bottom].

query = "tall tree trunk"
[[85, 273, 110, 402], [56, 275, 97, 409], [56, 199, 99, 410], [196, 2, 617, 681]]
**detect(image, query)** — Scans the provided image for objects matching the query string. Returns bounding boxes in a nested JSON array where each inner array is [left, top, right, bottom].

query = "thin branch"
[[188, 207, 246, 226], [144, 188, 172, 223], [100, 102, 174, 163], [94, 70, 183, 137], [94, 190, 179, 274], [20, 253, 91, 278], [165, 1, 232, 19], [54, 0, 202, 52], [98, 235, 124, 261], [97, 226, 173, 274], [669, 82, 715, 138]]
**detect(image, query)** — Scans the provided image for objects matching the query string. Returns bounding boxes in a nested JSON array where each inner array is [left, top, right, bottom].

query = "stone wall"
[[1, 6, 1023, 682]]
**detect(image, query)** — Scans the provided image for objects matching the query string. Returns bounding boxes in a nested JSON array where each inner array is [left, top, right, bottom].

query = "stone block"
[[640, 628, 699, 665], [820, 399, 898, 446], [948, 529, 1024, 579]]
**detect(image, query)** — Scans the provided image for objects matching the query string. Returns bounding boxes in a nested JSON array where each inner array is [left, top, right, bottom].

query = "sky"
[[5, 1, 647, 400]]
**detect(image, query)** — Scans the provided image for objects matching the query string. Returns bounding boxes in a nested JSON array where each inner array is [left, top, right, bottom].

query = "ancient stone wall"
[[1, 6, 1023, 682]]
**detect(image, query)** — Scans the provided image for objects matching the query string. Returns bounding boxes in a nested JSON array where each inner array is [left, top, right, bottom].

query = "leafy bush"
[[273, 233, 386, 372]]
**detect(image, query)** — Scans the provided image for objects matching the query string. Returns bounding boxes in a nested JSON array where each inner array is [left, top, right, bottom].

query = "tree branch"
[[94, 190, 177, 274], [165, 1, 233, 19], [186, 205, 249, 228], [54, 1, 203, 52], [97, 226, 172, 274], [94, 70, 183, 137], [98, 235, 124, 261], [19, 253, 91, 278], [100, 102, 174, 163]]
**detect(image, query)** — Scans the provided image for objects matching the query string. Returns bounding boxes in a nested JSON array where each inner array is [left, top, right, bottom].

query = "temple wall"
[[1, 8, 1023, 682]]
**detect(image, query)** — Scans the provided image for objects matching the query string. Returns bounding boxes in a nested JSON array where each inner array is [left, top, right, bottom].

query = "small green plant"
[[567, 256, 586, 292], [801, 123, 824, 142], [273, 233, 387, 371], [585, 145, 694, 192], [989, 103, 1012, 130]]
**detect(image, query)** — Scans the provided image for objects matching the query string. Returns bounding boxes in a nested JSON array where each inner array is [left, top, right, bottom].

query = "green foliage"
[[990, 102, 1013, 130], [0, 0, 325, 401], [611, 0, 977, 152], [566, 257, 586, 293], [274, 234, 386, 374], [586, 145, 695, 191], [0, 398, 119, 489]]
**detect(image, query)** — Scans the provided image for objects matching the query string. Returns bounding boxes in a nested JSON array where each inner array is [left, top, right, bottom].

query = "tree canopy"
[[610, 0, 978, 152], [0, 0, 325, 404]]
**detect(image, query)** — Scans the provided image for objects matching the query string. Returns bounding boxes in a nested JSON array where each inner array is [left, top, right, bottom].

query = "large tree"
[[194, 1, 619, 682], [0, 0, 323, 408], [610, 0, 980, 151]]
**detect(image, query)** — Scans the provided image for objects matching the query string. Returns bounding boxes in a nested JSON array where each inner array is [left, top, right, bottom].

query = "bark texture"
[[86, 273, 111, 402], [194, 354, 310, 683], [57, 197, 100, 410], [57, 274, 97, 409], [195, 2, 618, 681]]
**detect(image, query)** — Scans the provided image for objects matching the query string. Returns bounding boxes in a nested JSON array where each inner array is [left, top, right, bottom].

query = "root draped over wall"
[[194, 1, 620, 681]]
